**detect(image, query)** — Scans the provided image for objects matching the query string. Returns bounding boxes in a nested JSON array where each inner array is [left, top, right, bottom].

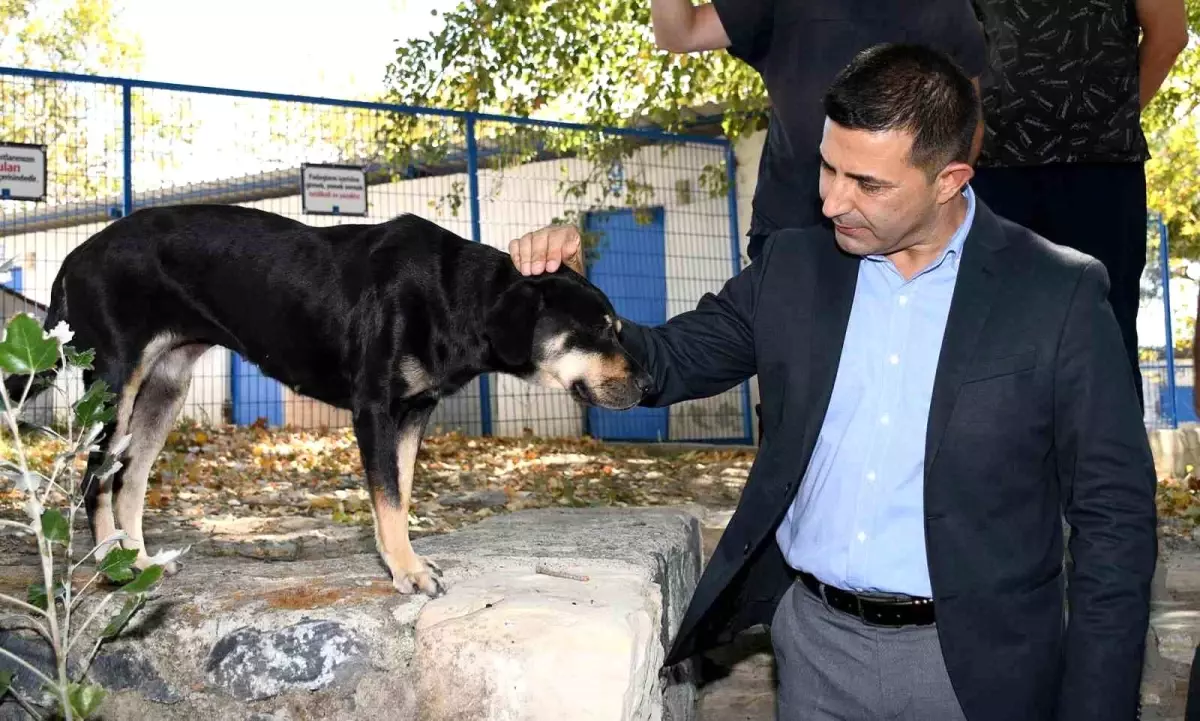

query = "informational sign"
[[0, 142, 47, 202], [300, 163, 368, 216]]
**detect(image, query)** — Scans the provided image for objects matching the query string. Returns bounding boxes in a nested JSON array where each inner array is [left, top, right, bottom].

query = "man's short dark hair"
[[823, 43, 980, 176]]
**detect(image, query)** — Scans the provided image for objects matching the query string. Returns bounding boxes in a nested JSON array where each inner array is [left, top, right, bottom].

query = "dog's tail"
[[3, 275, 70, 411]]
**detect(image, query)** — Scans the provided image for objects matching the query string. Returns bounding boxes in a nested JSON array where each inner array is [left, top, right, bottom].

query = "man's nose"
[[822, 186, 851, 219]]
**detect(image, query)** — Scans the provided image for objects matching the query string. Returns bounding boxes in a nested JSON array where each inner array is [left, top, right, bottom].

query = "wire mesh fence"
[[0, 67, 754, 444]]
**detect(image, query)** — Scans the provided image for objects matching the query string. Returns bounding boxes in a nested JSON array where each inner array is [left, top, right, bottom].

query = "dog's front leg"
[[354, 402, 442, 596]]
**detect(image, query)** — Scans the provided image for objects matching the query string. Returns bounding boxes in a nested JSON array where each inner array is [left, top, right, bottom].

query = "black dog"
[[8, 204, 652, 596]]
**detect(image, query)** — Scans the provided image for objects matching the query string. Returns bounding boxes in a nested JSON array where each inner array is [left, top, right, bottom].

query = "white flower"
[[46, 320, 73, 345]]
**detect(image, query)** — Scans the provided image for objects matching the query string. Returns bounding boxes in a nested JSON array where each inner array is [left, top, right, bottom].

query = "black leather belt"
[[797, 570, 936, 627]]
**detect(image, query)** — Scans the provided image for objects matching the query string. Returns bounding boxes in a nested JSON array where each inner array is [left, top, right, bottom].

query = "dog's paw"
[[392, 557, 445, 597], [133, 552, 181, 577]]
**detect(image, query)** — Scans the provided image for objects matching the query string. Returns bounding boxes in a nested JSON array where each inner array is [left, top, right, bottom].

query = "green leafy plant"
[[0, 311, 184, 720]]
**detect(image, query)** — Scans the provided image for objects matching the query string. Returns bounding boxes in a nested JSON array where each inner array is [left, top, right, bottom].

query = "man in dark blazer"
[[509, 43, 1158, 721]]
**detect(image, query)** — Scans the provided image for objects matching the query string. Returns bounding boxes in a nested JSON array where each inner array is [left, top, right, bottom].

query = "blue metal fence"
[[1141, 212, 1186, 430], [0, 66, 756, 445]]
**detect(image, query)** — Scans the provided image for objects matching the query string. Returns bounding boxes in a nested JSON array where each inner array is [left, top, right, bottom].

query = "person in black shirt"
[[650, 0, 989, 261], [968, 0, 1188, 408]]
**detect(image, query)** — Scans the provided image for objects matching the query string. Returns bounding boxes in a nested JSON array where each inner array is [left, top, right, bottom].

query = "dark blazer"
[[618, 200, 1158, 721]]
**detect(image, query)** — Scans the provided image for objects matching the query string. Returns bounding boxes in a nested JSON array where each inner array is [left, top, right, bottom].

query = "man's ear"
[[485, 282, 542, 368], [936, 161, 975, 204]]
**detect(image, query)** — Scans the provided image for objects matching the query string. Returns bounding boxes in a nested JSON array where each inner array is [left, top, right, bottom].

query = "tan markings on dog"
[[113, 342, 209, 573], [91, 332, 178, 554], [533, 332, 604, 390], [599, 353, 631, 383], [398, 356, 436, 398], [373, 423, 441, 595]]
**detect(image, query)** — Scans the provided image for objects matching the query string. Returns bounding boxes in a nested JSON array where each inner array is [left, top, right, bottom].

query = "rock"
[[205, 619, 368, 701], [89, 647, 185, 704], [412, 568, 662, 720], [34, 507, 701, 721]]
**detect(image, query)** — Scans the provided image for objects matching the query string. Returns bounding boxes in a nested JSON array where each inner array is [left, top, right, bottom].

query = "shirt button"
[[888, 354, 899, 365], [857, 532, 867, 543], [866, 471, 876, 482], [898, 295, 908, 306], [880, 414, 890, 425]]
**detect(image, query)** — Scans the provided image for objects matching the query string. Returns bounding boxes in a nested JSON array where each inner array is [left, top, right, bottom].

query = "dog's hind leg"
[[111, 343, 208, 573], [81, 361, 139, 557], [354, 400, 442, 596]]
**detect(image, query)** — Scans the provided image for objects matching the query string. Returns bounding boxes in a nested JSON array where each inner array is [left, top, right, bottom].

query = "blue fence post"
[[466, 115, 492, 436], [1160, 214, 1178, 428], [122, 82, 133, 217], [725, 142, 754, 445]]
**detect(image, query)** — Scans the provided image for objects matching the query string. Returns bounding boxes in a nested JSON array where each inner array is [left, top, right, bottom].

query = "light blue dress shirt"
[[775, 185, 977, 599]]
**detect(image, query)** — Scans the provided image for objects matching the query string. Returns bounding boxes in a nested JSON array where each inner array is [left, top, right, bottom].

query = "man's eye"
[[860, 183, 883, 194]]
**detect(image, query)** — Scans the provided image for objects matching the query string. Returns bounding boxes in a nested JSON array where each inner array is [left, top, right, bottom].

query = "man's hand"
[[508, 225, 585, 276]]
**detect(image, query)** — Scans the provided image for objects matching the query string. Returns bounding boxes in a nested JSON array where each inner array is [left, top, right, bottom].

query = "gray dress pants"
[[770, 580, 969, 720]]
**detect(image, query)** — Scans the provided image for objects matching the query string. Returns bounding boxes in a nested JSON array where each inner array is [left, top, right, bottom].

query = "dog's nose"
[[635, 372, 653, 394]]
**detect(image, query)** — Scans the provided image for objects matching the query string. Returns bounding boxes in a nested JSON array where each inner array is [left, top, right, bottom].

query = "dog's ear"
[[485, 281, 542, 368]]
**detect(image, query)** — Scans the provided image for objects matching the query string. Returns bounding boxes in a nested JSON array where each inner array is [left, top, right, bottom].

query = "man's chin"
[[834, 229, 874, 255]]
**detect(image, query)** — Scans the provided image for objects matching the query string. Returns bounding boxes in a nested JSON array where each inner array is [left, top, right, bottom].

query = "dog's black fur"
[[10, 203, 651, 595]]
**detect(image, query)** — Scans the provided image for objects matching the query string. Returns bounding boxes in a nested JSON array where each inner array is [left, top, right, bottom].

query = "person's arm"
[[1136, 0, 1189, 110], [652, 0, 774, 66], [508, 225, 761, 405], [617, 257, 760, 407], [650, 0, 731, 53], [1053, 259, 1159, 721]]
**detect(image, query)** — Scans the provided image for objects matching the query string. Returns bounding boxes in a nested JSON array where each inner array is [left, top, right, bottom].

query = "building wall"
[[0, 137, 755, 441]]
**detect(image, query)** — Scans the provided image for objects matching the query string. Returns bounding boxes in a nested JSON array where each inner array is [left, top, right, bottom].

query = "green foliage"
[[383, 1, 765, 135], [65, 682, 106, 719], [0, 1, 195, 208], [0, 311, 183, 720], [0, 314, 59, 376], [72, 381, 115, 429], [96, 547, 138, 584], [0, 0, 142, 73], [38, 508, 67, 544], [378, 0, 761, 231]]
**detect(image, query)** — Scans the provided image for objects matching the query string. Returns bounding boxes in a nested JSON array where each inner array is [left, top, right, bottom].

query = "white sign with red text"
[[0, 143, 47, 202], [301, 163, 368, 216]]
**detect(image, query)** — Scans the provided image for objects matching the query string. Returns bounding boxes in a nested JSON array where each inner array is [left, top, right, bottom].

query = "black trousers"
[[969, 162, 1147, 408]]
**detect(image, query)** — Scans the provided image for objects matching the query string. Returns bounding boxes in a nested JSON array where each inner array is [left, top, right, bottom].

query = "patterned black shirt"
[[970, 0, 1150, 167]]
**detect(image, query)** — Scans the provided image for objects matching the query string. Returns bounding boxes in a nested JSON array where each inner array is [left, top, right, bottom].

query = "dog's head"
[[485, 269, 653, 410]]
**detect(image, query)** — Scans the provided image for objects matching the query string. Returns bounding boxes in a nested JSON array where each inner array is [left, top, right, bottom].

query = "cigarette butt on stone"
[[535, 564, 589, 582]]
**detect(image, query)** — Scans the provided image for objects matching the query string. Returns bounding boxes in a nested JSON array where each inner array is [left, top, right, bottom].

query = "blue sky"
[[117, 0, 450, 99]]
